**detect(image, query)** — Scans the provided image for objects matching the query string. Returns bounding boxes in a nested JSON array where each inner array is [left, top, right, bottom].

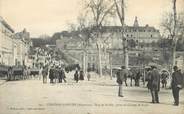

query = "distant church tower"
[[133, 16, 139, 27]]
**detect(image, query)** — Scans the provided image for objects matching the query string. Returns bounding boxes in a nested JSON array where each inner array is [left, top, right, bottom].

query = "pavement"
[[0, 79, 7, 86], [0, 72, 183, 114]]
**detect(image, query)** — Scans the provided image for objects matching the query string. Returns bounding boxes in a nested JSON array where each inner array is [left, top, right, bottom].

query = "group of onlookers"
[[73, 70, 91, 83], [41, 65, 91, 84], [147, 66, 183, 106], [117, 65, 184, 106], [48, 66, 66, 84], [41, 65, 66, 84]]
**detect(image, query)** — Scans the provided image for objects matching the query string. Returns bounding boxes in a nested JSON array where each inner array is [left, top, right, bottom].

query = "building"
[[0, 16, 32, 67], [0, 16, 15, 66], [101, 17, 161, 49], [56, 17, 162, 71], [14, 29, 32, 66]]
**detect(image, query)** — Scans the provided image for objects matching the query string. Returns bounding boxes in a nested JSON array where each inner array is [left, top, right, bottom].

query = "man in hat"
[[59, 68, 67, 83], [171, 66, 183, 106], [146, 68, 152, 90], [42, 65, 48, 84], [116, 66, 128, 97], [150, 66, 160, 103], [49, 66, 54, 83], [161, 70, 168, 88]]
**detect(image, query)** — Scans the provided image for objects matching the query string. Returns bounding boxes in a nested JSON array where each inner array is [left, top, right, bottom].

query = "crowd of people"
[[41, 64, 183, 106], [5, 63, 183, 106], [116, 65, 184, 106], [40, 65, 67, 84], [40, 65, 91, 84]]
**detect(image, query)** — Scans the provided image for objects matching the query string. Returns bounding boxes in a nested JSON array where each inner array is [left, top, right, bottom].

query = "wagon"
[[0, 65, 9, 79], [10, 66, 24, 80], [30, 68, 40, 76]]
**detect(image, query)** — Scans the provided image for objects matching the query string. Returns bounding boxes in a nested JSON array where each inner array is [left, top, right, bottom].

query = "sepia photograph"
[[0, 0, 184, 114]]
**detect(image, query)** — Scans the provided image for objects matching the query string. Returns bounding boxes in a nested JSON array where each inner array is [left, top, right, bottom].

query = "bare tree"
[[161, 0, 184, 71], [113, 0, 129, 69], [84, 0, 116, 77], [77, 14, 92, 76]]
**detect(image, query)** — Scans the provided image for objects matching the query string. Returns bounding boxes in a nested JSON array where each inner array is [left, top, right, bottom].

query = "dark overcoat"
[[49, 69, 54, 79], [79, 71, 84, 80], [150, 69, 160, 91], [74, 72, 79, 81], [171, 71, 183, 88], [116, 69, 128, 84]]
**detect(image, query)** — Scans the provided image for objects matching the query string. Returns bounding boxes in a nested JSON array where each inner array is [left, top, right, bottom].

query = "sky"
[[0, 0, 184, 37]]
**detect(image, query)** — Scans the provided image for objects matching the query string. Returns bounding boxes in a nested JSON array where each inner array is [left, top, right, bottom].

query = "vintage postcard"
[[0, 0, 184, 114]]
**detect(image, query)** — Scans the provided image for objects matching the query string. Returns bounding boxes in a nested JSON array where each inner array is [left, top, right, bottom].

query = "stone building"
[[0, 16, 32, 67], [14, 29, 32, 66], [56, 17, 162, 71], [0, 16, 14, 66], [101, 17, 161, 49]]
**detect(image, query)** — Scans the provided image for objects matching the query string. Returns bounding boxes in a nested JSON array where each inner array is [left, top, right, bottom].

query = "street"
[[0, 72, 183, 114]]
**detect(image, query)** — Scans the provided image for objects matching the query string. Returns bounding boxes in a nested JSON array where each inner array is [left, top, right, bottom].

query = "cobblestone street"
[[0, 72, 183, 114]]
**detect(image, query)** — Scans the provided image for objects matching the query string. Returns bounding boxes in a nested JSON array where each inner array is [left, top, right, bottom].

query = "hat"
[[173, 66, 178, 70]]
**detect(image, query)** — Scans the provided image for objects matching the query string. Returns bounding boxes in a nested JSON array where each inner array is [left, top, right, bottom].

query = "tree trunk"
[[96, 29, 103, 77], [114, 0, 129, 69], [83, 51, 86, 76], [124, 47, 129, 69], [171, 42, 176, 71], [86, 52, 88, 74], [122, 32, 129, 69], [109, 53, 113, 80], [98, 43, 103, 77], [171, 0, 177, 72]]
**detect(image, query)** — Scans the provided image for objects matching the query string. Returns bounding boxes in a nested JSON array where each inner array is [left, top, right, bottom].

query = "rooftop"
[[101, 25, 158, 32], [0, 16, 14, 33]]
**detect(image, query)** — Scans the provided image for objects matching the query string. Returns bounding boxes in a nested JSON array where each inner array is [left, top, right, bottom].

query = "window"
[[139, 30, 143, 32], [151, 35, 153, 37]]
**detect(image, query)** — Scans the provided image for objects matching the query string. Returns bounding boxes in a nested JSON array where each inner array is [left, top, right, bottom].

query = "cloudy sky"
[[0, 0, 184, 37]]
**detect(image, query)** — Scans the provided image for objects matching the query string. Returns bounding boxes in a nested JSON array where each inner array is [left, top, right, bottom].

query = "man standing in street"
[[116, 66, 128, 97], [74, 70, 79, 83], [161, 70, 168, 88], [42, 65, 48, 84], [150, 66, 160, 103], [49, 66, 54, 84], [58, 68, 66, 83], [135, 71, 141, 86], [87, 71, 91, 81], [171, 66, 183, 106], [146, 68, 152, 91]]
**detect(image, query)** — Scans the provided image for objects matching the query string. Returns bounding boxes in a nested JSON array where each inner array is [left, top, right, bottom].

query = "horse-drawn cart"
[[9, 66, 24, 81], [0, 65, 9, 80]]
